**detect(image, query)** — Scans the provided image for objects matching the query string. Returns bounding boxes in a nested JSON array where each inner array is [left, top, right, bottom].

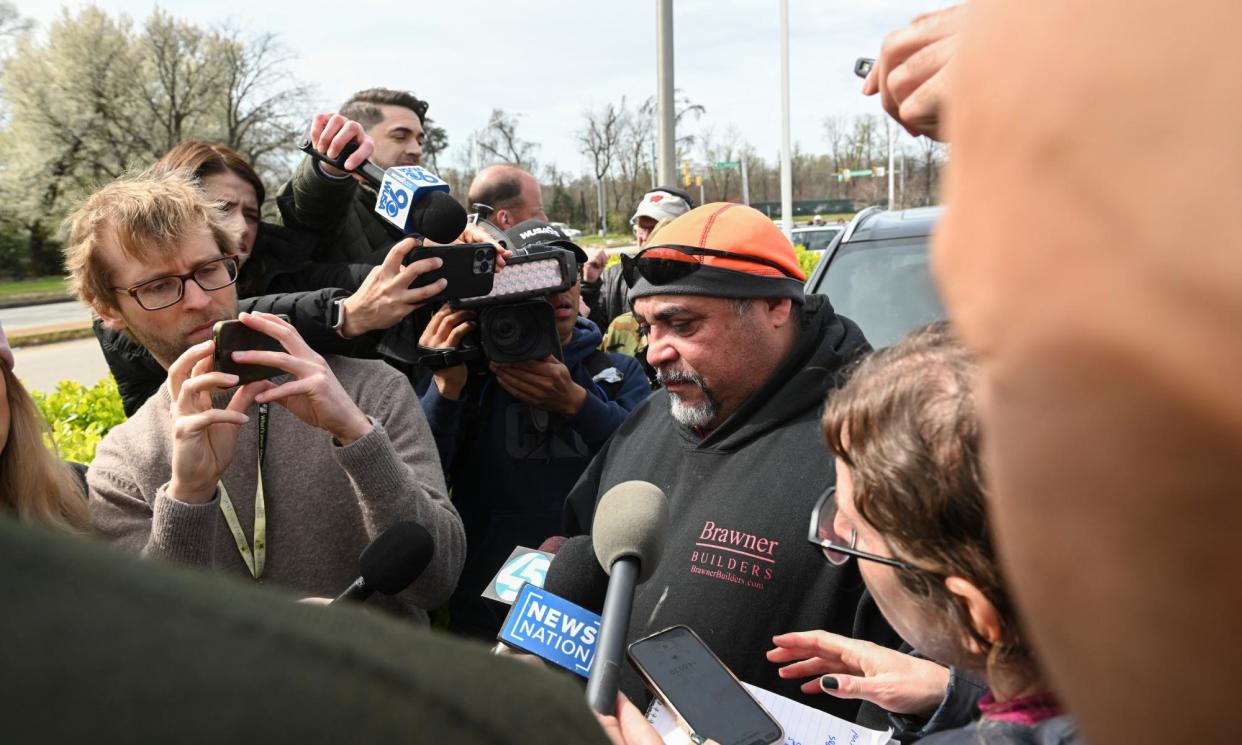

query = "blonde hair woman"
[[0, 323, 91, 531]]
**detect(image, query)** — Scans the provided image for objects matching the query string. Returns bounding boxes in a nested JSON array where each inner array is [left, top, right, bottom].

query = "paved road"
[[0, 300, 92, 332], [13, 337, 110, 394]]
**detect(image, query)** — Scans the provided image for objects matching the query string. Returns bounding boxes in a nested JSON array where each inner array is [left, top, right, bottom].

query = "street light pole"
[[778, 0, 793, 239], [657, 0, 676, 187], [741, 159, 750, 206], [887, 118, 895, 209]]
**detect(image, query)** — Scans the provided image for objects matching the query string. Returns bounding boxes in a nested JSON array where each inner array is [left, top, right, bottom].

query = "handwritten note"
[[645, 682, 894, 745]]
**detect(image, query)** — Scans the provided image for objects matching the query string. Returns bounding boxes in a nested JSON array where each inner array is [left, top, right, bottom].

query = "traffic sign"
[[713, 161, 740, 168]]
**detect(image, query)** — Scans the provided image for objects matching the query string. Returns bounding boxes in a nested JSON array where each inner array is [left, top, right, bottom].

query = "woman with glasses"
[[768, 322, 1081, 744]]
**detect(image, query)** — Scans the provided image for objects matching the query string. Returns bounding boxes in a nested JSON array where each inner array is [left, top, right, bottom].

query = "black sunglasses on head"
[[620, 244, 800, 288]]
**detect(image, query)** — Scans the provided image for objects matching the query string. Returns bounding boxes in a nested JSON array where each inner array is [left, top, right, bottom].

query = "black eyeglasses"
[[113, 256, 239, 311], [807, 487, 913, 570], [620, 244, 801, 288]]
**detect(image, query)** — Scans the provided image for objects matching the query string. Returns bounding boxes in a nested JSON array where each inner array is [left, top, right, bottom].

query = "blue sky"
[[13, 0, 948, 173]]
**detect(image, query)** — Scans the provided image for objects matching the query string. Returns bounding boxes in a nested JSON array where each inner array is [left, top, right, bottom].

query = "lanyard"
[[218, 403, 269, 580]]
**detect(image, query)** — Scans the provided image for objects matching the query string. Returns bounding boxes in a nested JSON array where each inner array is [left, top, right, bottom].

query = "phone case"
[[212, 315, 289, 385], [405, 243, 496, 301], [628, 625, 784, 745]]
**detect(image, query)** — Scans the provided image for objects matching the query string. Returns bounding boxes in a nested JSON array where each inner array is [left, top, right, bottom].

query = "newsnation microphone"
[[0, 514, 611, 743]]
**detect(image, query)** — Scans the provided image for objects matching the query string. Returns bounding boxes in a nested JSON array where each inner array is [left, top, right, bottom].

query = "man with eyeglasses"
[[67, 170, 465, 622], [563, 202, 897, 718]]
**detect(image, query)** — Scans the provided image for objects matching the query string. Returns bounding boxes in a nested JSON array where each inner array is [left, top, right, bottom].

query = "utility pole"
[[657, 0, 677, 187], [887, 118, 895, 210], [778, 0, 793, 240], [597, 179, 607, 236], [741, 159, 750, 206]]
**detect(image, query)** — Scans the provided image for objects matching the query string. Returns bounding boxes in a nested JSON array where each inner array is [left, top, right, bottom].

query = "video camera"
[[415, 218, 587, 367]]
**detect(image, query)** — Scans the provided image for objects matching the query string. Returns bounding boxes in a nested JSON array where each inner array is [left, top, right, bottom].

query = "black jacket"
[[563, 294, 899, 719], [96, 222, 382, 416], [276, 157, 406, 263], [581, 262, 629, 334]]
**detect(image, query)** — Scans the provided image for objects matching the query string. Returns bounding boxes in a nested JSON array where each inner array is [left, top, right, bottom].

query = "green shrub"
[[794, 244, 823, 279], [32, 376, 127, 465]]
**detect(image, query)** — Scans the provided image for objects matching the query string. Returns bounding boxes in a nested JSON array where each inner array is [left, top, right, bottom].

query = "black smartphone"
[[212, 314, 290, 384], [628, 626, 783, 745], [855, 57, 875, 78], [405, 243, 496, 302]]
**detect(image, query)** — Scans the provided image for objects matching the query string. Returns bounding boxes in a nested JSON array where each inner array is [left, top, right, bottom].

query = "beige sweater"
[[88, 355, 464, 624]]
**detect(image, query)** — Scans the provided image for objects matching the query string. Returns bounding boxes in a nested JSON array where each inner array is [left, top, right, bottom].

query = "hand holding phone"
[[213, 314, 290, 384], [337, 238, 455, 337], [629, 626, 783, 745]]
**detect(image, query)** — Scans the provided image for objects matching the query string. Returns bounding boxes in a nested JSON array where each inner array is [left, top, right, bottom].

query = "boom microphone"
[[298, 139, 467, 243], [584, 481, 669, 714], [332, 522, 435, 604]]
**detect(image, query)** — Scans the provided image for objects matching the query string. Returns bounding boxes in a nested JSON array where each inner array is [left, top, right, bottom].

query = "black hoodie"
[[564, 294, 899, 720]]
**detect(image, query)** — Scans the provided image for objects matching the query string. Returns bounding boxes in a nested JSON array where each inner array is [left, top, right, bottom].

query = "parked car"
[[791, 224, 844, 252], [550, 222, 583, 240], [805, 206, 945, 349]]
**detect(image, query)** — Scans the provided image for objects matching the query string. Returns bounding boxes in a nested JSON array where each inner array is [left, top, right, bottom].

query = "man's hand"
[[767, 630, 950, 716], [230, 312, 373, 445], [490, 355, 587, 417], [584, 249, 609, 283], [461, 224, 513, 270], [341, 237, 445, 337], [418, 304, 476, 400], [309, 112, 376, 179], [595, 694, 674, 745], [862, 5, 961, 141], [167, 340, 265, 504]]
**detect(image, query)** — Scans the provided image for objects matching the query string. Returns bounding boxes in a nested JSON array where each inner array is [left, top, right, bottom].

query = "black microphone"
[[543, 535, 609, 614], [332, 522, 435, 604], [297, 139, 467, 244], [584, 481, 669, 714]]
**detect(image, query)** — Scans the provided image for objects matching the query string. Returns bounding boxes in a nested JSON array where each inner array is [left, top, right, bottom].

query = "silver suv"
[[805, 206, 945, 349]]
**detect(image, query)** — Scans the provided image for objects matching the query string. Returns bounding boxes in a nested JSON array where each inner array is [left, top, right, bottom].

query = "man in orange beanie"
[[564, 203, 897, 721]]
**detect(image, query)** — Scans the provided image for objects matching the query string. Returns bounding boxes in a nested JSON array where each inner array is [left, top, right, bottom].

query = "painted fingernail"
[[820, 676, 839, 690]]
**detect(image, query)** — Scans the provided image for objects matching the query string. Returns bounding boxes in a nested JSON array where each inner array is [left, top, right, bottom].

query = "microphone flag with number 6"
[[376, 165, 452, 236]]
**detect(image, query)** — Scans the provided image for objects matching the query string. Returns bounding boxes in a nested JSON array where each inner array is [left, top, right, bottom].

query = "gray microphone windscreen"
[[591, 481, 668, 583]]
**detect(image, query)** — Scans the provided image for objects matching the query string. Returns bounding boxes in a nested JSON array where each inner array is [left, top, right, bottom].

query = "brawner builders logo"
[[689, 520, 781, 591]]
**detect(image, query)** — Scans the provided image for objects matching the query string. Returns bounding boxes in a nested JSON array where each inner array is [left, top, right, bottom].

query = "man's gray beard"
[[658, 368, 719, 428]]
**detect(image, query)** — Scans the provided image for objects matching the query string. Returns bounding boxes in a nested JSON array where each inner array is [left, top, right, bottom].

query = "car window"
[[813, 238, 945, 348], [793, 228, 842, 252]]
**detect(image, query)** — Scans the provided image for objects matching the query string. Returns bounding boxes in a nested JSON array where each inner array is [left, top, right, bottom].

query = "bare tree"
[[472, 109, 538, 171], [577, 102, 622, 234]]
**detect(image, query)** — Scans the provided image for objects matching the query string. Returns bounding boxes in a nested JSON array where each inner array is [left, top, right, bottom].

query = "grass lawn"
[[0, 275, 71, 302], [577, 233, 635, 249]]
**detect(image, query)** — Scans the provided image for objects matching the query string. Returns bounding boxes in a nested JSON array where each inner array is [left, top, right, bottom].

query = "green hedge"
[[794, 244, 823, 279], [33, 376, 127, 465]]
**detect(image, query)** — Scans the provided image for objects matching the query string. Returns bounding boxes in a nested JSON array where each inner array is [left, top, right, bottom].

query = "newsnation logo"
[[498, 584, 601, 677]]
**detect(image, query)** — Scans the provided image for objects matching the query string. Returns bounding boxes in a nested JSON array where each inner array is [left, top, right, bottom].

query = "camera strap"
[[217, 403, 269, 580], [417, 344, 482, 370]]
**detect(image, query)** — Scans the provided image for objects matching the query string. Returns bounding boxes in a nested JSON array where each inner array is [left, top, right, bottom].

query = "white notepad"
[[645, 682, 894, 745]]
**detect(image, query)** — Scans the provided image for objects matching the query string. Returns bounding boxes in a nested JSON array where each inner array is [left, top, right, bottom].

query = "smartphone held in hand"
[[212, 315, 290, 384]]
